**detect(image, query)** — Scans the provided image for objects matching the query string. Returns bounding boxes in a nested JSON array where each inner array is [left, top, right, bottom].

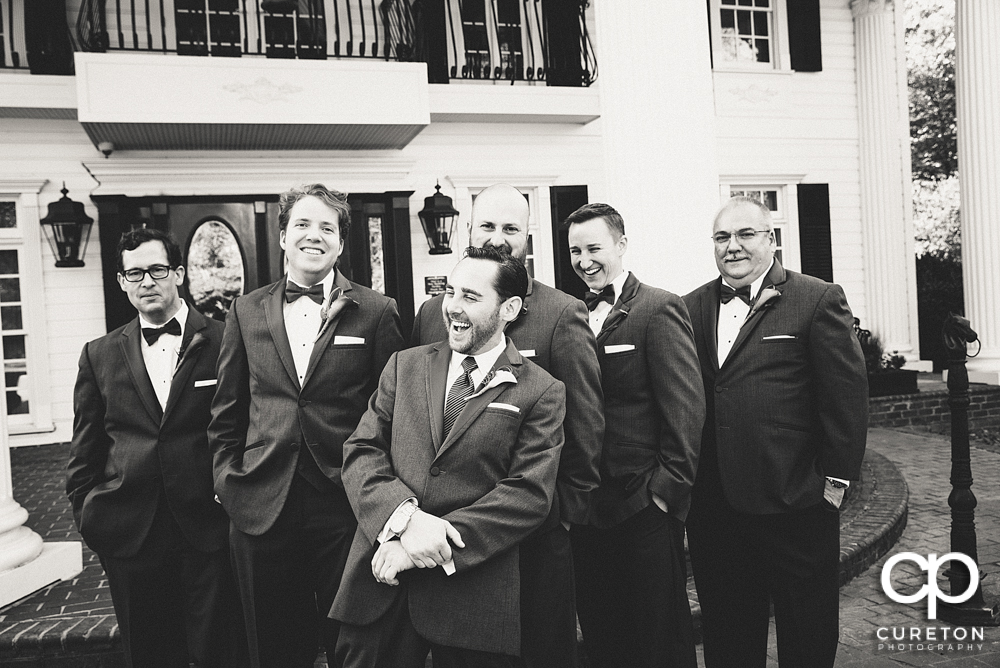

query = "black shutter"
[[542, 0, 584, 87], [787, 0, 822, 72], [24, 0, 75, 75], [550, 185, 589, 298], [797, 184, 833, 282]]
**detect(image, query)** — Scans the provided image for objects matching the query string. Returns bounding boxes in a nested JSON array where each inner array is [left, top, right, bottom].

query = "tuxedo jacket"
[[587, 272, 705, 528], [330, 339, 566, 656], [682, 261, 868, 515], [411, 278, 602, 525], [210, 270, 404, 535], [67, 305, 228, 559]]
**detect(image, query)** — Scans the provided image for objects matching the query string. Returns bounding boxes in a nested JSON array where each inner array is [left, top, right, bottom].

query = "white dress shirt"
[[283, 271, 336, 386], [138, 301, 188, 411], [445, 336, 509, 394], [587, 270, 630, 336], [716, 259, 773, 367]]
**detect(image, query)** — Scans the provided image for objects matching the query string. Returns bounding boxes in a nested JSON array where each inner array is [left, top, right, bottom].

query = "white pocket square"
[[334, 335, 365, 345], [487, 402, 520, 414], [194, 379, 217, 388], [519, 349, 536, 358], [605, 344, 635, 354], [762, 335, 797, 340]]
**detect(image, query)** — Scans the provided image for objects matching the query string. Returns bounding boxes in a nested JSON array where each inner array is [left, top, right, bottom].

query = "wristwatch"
[[388, 500, 418, 538]]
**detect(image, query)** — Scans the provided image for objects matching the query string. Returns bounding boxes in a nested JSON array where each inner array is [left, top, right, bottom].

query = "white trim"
[[709, 0, 792, 72]]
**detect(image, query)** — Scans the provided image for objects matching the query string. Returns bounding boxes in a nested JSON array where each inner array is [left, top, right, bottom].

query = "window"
[[709, 0, 791, 71], [446, 0, 545, 82], [0, 187, 54, 436], [720, 183, 801, 272]]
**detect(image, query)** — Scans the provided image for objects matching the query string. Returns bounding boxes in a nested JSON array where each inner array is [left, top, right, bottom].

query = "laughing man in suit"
[[210, 184, 404, 667], [331, 246, 566, 668], [564, 203, 705, 668], [68, 228, 243, 668], [682, 196, 867, 667], [411, 184, 602, 668]]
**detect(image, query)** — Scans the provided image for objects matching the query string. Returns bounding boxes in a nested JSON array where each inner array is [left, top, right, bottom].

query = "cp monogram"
[[881, 552, 979, 619]]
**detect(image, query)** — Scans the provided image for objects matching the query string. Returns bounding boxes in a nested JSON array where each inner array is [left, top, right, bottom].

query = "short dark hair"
[[562, 202, 626, 238], [117, 228, 183, 273], [278, 183, 351, 238], [463, 245, 528, 305]]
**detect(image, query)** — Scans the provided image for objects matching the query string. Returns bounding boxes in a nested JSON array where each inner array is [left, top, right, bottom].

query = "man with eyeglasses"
[[682, 196, 868, 667], [68, 228, 245, 668]]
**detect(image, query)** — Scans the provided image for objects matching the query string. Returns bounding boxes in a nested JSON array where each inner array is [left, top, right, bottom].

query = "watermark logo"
[[881, 552, 979, 620]]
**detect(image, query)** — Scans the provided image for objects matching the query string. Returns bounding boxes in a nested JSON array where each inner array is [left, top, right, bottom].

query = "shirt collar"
[[590, 269, 629, 302], [138, 300, 188, 338], [450, 336, 508, 377], [721, 258, 774, 301], [287, 269, 336, 299]]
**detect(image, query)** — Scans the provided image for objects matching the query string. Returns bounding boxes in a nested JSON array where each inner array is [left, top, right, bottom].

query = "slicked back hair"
[[463, 245, 528, 305], [116, 227, 183, 273], [278, 183, 352, 237], [562, 202, 626, 239]]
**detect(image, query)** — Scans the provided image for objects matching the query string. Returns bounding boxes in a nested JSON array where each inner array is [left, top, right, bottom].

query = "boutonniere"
[[315, 287, 359, 342], [747, 287, 782, 320], [174, 332, 207, 373], [467, 366, 517, 400]]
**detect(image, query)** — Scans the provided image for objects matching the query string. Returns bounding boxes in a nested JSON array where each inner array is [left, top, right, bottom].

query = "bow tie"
[[142, 318, 181, 345], [285, 282, 325, 305], [720, 284, 752, 306], [584, 285, 615, 311]]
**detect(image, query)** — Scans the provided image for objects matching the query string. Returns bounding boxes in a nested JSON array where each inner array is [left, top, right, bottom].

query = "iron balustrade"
[[2, 0, 596, 86]]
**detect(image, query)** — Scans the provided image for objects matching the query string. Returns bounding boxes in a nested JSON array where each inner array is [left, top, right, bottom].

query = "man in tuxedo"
[[682, 196, 868, 667], [210, 183, 404, 667], [410, 184, 602, 668], [564, 203, 705, 668], [331, 246, 566, 668], [67, 228, 243, 668]]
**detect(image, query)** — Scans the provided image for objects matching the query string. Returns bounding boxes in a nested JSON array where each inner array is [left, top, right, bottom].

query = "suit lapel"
[[435, 341, 523, 460], [303, 271, 356, 388], [703, 279, 721, 373], [119, 319, 163, 424], [161, 306, 208, 425], [263, 277, 301, 390], [596, 272, 638, 346], [426, 343, 450, 452], [723, 260, 788, 366]]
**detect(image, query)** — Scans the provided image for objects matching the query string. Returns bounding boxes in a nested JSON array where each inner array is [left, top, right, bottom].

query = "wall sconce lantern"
[[40, 184, 93, 267], [418, 182, 460, 255]]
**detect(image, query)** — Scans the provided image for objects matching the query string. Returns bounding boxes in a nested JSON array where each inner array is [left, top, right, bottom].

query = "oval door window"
[[187, 220, 245, 319]]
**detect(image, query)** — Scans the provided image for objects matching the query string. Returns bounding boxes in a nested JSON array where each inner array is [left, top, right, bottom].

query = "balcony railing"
[[2, 0, 596, 86]]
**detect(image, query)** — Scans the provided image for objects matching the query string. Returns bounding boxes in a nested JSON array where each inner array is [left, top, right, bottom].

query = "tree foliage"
[[906, 0, 956, 181]]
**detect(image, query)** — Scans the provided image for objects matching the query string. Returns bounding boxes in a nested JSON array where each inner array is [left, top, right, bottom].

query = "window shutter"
[[542, 0, 584, 86], [797, 184, 833, 282], [786, 0, 822, 72]]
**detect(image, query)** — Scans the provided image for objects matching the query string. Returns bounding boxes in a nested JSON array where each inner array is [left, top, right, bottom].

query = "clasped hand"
[[371, 509, 465, 585]]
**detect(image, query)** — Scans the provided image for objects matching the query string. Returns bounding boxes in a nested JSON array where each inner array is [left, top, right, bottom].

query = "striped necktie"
[[443, 356, 478, 440]]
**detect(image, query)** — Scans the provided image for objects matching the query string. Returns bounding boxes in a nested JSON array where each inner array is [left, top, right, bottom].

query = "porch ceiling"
[[74, 53, 430, 151]]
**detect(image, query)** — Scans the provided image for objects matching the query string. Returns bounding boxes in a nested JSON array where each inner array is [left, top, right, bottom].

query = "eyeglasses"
[[121, 265, 173, 282], [712, 229, 771, 245]]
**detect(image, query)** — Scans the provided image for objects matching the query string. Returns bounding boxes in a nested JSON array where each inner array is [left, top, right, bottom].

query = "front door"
[[95, 192, 414, 333]]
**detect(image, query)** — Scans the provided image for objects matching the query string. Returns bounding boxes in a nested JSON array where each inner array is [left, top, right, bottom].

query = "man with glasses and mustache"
[[68, 228, 244, 668], [682, 196, 868, 667], [410, 184, 602, 668]]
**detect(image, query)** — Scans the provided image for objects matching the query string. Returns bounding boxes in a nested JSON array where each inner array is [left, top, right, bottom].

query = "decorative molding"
[[719, 174, 806, 184], [83, 157, 417, 196], [0, 179, 48, 195], [221, 78, 304, 105], [851, 0, 893, 19], [728, 84, 780, 105], [444, 174, 561, 189]]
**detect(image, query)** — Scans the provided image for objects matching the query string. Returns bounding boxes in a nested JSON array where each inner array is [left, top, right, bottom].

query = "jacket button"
[[715, 386, 725, 393], [430, 467, 441, 476], [298, 399, 308, 407]]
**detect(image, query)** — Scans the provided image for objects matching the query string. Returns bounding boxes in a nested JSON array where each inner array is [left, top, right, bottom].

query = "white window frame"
[[709, 0, 791, 72], [718, 179, 802, 273], [0, 180, 55, 436]]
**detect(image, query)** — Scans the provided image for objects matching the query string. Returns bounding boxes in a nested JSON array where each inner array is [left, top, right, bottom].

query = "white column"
[[0, 306, 81, 609], [852, 0, 922, 363], [956, 0, 1000, 383], [592, 1, 719, 295]]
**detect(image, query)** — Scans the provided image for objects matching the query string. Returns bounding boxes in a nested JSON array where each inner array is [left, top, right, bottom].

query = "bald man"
[[411, 185, 603, 668]]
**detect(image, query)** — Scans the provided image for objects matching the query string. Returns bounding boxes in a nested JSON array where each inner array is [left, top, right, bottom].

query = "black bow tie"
[[142, 318, 181, 345], [285, 282, 325, 305], [720, 284, 752, 306], [584, 285, 615, 311]]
